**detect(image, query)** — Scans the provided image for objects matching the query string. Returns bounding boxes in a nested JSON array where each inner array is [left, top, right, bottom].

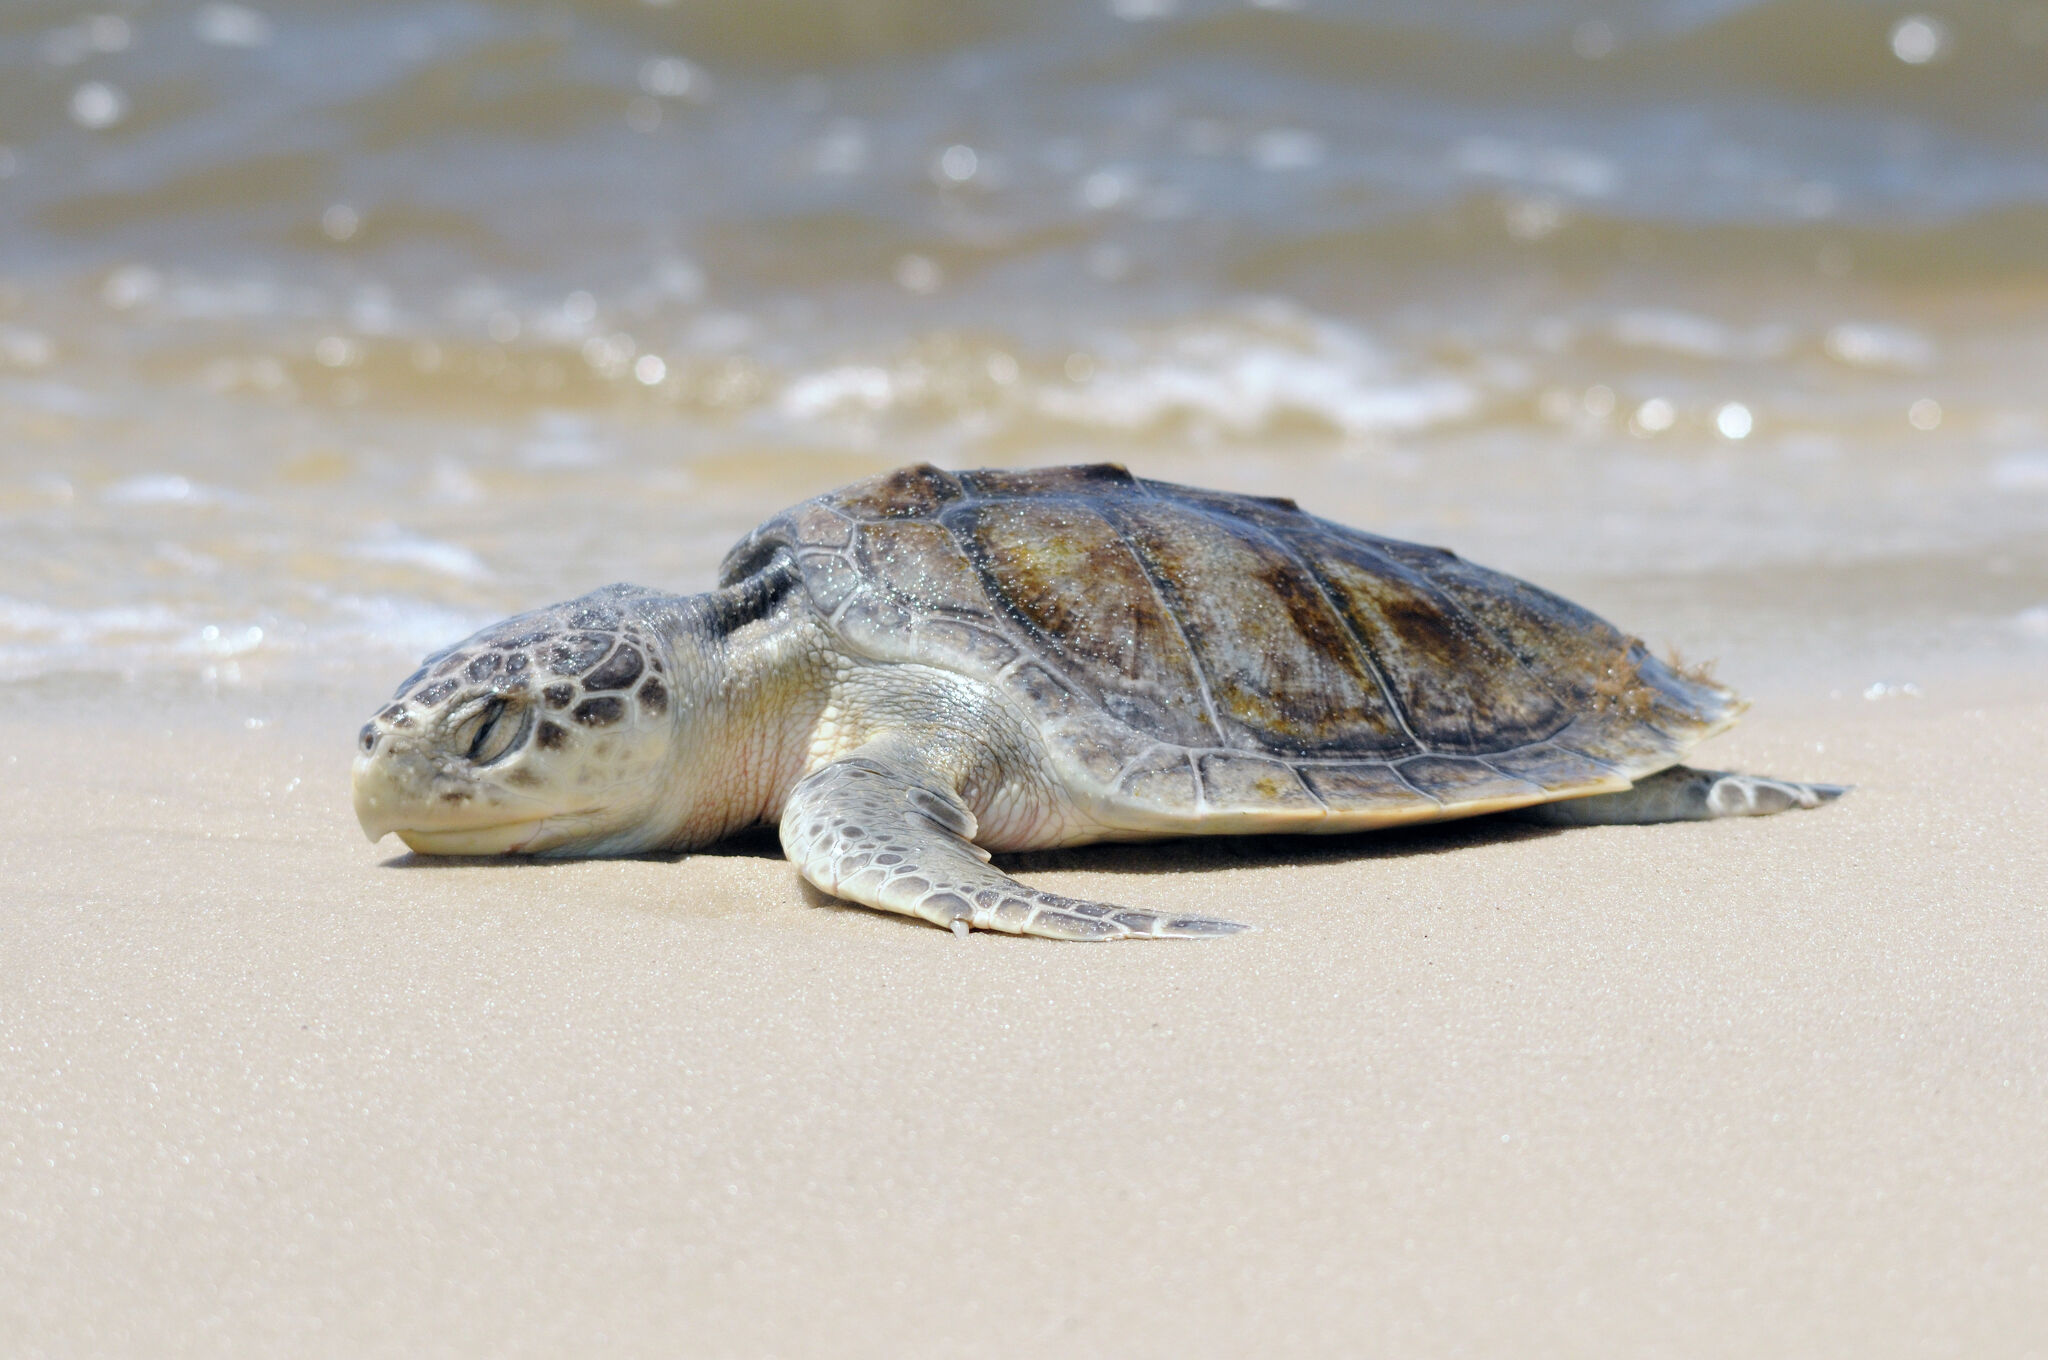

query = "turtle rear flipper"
[[779, 751, 1248, 940], [1510, 765, 1849, 826]]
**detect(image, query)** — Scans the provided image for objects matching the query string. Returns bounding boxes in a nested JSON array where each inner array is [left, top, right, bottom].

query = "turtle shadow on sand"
[[996, 814, 1570, 879], [379, 815, 1566, 878]]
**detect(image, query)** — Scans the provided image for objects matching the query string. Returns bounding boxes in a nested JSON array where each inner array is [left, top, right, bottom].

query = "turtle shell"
[[719, 463, 1743, 830]]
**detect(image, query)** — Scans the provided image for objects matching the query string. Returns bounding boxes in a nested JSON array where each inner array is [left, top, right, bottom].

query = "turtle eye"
[[459, 696, 529, 766]]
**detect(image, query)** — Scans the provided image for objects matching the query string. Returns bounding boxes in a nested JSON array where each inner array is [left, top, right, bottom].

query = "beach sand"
[[4, 667, 2043, 1357]]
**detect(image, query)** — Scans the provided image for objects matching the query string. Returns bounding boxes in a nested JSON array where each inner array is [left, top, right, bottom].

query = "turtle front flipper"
[[779, 754, 1248, 940]]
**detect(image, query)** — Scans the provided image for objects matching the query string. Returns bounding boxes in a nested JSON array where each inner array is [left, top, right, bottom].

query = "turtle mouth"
[[353, 754, 559, 851], [392, 818, 552, 856]]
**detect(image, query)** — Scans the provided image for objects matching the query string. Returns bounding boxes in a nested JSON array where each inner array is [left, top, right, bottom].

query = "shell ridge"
[[1293, 523, 1584, 754], [932, 501, 1104, 710], [1383, 544, 1623, 740], [1083, 497, 1231, 748], [1469, 756, 1548, 792], [1227, 515, 1430, 754], [1136, 475, 1303, 517], [1545, 736, 1630, 776], [1384, 758, 1447, 808]]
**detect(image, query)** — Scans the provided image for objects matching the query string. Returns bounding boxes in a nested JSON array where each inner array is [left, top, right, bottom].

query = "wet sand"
[[4, 668, 2044, 1357]]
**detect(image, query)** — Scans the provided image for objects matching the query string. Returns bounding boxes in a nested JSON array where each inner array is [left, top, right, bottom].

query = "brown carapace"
[[723, 461, 1741, 829]]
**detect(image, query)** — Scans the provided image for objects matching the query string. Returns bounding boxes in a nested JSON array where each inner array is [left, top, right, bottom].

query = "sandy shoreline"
[[4, 667, 2045, 1357]]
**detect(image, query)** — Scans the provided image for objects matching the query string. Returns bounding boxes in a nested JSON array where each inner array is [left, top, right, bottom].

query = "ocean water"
[[2, 0, 2045, 689]]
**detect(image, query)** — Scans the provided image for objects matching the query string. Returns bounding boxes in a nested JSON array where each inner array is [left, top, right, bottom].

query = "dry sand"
[[4, 671, 2045, 1358]]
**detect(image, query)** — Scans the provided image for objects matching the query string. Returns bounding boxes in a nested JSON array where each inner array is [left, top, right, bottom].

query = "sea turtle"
[[353, 463, 1843, 939]]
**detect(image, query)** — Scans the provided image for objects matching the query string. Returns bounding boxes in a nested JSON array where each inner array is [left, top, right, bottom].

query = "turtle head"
[[352, 584, 695, 856]]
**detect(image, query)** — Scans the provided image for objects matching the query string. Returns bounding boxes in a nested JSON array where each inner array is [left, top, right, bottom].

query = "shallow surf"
[[1, 0, 2044, 688]]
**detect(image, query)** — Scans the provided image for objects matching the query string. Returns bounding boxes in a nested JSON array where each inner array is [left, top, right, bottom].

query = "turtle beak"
[[352, 754, 408, 842], [349, 743, 483, 843], [352, 736, 557, 853]]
